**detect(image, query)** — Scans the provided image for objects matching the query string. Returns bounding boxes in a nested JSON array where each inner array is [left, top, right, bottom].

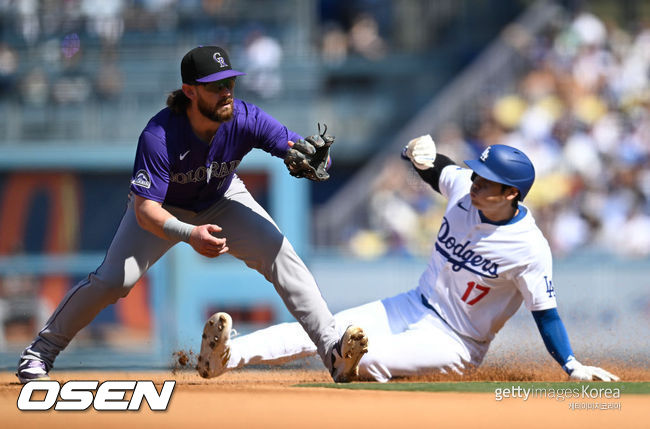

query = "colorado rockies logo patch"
[[213, 53, 227, 68], [131, 169, 151, 189]]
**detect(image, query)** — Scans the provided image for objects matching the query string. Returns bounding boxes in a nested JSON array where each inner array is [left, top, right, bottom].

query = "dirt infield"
[[1, 367, 647, 429]]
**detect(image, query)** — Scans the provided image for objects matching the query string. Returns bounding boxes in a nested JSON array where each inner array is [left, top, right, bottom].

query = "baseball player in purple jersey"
[[188, 137, 619, 383], [17, 46, 368, 383]]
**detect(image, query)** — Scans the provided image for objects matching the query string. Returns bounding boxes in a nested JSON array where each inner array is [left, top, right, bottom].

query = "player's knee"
[[230, 227, 284, 263], [89, 272, 136, 303], [252, 226, 286, 259], [238, 235, 291, 280]]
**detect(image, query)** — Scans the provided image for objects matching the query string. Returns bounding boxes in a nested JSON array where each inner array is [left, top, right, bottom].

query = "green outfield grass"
[[297, 381, 650, 394]]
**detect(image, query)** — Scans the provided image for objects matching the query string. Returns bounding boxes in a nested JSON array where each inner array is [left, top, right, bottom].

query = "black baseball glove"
[[284, 123, 335, 181]]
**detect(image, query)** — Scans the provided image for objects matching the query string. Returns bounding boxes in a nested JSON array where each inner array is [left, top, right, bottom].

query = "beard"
[[197, 94, 234, 122]]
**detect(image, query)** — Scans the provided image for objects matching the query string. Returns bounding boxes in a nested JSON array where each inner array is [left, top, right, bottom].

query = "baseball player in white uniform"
[[197, 136, 620, 382]]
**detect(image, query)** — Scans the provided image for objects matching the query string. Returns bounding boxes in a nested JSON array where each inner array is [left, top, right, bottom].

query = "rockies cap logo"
[[213, 52, 227, 68]]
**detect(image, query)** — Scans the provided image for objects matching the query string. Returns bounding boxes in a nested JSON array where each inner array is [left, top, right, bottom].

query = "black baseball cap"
[[181, 46, 246, 84]]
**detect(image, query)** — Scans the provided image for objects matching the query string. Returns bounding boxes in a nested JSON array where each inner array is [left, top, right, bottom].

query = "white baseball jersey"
[[417, 166, 557, 343]]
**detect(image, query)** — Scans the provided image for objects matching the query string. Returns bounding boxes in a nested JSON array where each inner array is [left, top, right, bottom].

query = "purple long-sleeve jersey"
[[129, 99, 302, 212]]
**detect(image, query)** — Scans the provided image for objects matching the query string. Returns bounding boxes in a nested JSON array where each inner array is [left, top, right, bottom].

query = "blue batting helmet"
[[464, 144, 535, 200]]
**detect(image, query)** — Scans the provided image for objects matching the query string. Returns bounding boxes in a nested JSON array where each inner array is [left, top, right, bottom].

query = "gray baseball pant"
[[21, 176, 339, 371]]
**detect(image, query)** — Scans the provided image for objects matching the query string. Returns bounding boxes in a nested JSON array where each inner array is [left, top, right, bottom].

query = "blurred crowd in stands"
[[0, 0, 391, 106], [360, 11, 650, 259], [0, 0, 276, 105]]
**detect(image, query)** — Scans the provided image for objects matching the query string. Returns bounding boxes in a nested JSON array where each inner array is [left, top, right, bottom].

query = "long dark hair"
[[166, 89, 190, 114]]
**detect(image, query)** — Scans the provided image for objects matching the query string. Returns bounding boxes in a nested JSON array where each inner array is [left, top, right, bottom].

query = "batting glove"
[[401, 134, 437, 170], [563, 356, 620, 382]]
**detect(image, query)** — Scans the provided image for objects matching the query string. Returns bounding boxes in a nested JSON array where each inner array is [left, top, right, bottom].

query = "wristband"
[[163, 217, 194, 243]]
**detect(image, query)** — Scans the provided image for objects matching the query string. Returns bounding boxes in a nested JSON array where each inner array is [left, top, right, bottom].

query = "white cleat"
[[331, 325, 368, 382], [197, 312, 233, 379]]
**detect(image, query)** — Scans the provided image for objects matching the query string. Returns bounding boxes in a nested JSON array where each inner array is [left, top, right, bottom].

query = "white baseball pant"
[[225, 288, 489, 382]]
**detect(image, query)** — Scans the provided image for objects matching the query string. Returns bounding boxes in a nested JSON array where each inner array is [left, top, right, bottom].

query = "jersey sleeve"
[[250, 105, 299, 158], [513, 242, 557, 311], [438, 165, 474, 204], [129, 130, 171, 203]]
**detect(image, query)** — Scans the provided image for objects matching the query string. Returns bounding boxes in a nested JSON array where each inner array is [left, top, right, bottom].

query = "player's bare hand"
[[189, 224, 229, 258]]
